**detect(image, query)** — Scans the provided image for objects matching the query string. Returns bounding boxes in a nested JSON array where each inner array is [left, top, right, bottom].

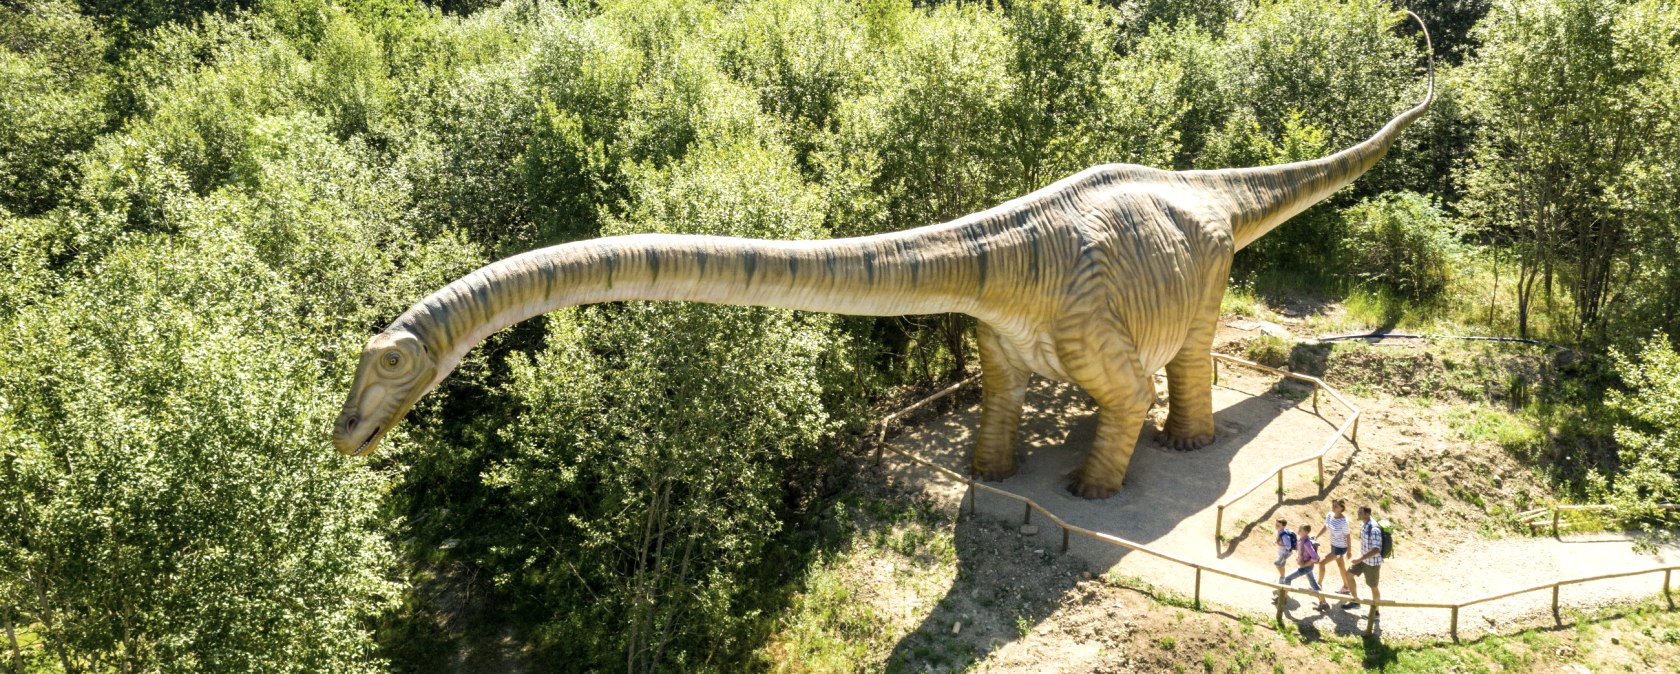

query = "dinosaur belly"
[[992, 323, 1071, 382]]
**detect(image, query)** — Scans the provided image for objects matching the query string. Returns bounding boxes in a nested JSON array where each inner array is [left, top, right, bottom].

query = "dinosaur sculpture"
[[336, 16, 1433, 499]]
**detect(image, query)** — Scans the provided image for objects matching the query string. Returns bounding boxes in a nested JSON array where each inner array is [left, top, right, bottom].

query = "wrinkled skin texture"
[[337, 18, 1433, 498]]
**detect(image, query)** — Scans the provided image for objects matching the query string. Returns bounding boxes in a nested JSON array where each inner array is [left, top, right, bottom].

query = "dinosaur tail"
[[1199, 10, 1435, 249]]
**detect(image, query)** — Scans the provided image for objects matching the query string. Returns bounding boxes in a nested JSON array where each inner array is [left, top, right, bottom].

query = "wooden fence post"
[[1312, 386, 1320, 414], [1215, 506, 1225, 548], [1277, 470, 1284, 501], [1666, 569, 1673, 610], [1212, 357, 1219, 385], [1023, 502, 1032, 526], [1275, 587, 1285, 625], [1194, 569, 1203, 609], [1450, 606, 1459, 642], [1552, 510, 1561, 538], [1317, 456, 1325, 494], [1061, 528, 1069, 553], [1551, 584, 1561, 621]]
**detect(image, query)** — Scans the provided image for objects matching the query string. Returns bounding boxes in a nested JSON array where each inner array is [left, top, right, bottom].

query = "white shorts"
[[1275, 549, 1291, 567]]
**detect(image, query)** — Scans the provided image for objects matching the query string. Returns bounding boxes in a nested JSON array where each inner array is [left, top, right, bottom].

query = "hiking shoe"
[[1316, 602, 1331, 611], [1337, 587, 1351, 594], [1341, 602, 1360, 610]]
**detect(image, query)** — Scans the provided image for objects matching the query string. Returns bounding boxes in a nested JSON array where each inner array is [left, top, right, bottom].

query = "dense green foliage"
[[0, 0, 1677, 670], [1338, 192, 1464, 301], [1603, 334, 1680, 529]]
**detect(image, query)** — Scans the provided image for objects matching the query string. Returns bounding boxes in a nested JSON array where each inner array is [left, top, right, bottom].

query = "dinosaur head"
[[333, 329, 437, 457]]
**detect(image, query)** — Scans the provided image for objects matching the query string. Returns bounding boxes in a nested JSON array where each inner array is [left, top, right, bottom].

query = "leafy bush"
[[0, 1, 114, 215], [1338, 191, 1464, 301], [1603, 333, 1680, 528]]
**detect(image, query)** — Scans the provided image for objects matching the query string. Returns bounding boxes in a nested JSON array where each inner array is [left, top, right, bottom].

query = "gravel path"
[[878, 369, 1678, 640]]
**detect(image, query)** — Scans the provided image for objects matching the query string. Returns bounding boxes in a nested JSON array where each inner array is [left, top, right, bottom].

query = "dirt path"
[[876, 363, 1678, 641]]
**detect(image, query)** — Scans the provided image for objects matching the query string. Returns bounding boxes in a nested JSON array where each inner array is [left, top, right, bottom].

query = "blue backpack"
[[1279, 529, 1298, 550]]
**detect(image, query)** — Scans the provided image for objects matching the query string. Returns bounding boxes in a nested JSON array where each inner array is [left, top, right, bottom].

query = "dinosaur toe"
[[1164, 432, 1216, 451], [1070, 477, 1121, 500]]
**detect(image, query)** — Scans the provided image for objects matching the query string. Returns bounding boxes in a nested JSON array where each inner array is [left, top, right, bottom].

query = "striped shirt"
[[1359, 520, 1384, 566], [1325, 513, 1351, 548]]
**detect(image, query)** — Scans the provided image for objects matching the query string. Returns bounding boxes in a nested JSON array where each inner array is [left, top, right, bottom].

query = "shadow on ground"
[[876, 371, 1356, 667]]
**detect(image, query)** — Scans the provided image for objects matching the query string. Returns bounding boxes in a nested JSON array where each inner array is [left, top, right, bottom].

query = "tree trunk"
[[1488, 249, 1501, 329], [31, 575, 76, 674], [5, 602, 21, 674]]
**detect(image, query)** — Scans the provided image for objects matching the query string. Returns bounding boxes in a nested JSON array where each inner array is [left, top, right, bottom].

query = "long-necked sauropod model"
[[335, 14, 1434, 499]]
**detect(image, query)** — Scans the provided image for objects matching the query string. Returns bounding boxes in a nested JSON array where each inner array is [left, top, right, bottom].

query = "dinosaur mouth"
[[353, 426, 383, 457]]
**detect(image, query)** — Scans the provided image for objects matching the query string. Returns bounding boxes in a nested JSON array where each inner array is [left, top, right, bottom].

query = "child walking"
[[1273, 519, 1296, 583], [1283, 524, 1330, 610]]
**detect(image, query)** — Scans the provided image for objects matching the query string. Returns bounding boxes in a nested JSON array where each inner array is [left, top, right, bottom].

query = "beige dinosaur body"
[[336, 18, 1433, 499]]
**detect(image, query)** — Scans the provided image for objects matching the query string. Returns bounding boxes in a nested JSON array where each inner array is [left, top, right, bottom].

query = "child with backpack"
[[1273, 519, 1296, 583], [1282, 523, 1331, 611]]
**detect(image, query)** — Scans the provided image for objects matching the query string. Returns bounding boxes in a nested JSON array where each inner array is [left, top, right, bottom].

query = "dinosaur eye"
[[383, 351, 402, 368]]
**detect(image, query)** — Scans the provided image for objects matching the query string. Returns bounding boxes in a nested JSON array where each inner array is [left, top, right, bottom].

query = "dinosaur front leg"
[[1060, 319, 1153, 499], [972, 323, 1029, 481], [1163, 328, 1218, 451]]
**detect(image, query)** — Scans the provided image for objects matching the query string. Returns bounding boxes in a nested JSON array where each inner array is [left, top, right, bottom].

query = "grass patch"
[[1446, 405, 1545, 457], [1301, 598, 1680, 673], [762, 561, 888, 671], [1244, 334, 1293, 369], [756, 492, 959, 672], [1222, 278, 1267, 318]]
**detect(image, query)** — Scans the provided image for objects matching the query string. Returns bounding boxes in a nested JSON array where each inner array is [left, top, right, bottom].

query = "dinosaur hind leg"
[[1060, 317, 1153, 499], [972, 323, 1029, 481], [1163, 331, 1218, 451]]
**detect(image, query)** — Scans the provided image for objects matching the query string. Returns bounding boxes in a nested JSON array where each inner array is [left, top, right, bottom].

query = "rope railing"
[[870, 363, 1678, 641]]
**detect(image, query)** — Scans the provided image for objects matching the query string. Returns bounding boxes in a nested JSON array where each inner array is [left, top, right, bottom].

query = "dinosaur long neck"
[[391, 227, 994, 383], [1207, 13, 1435, 250]]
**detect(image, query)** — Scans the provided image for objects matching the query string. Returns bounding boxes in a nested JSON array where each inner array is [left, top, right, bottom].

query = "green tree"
[[1459, 0, 1680, 343], [486, 136, 838, 671]]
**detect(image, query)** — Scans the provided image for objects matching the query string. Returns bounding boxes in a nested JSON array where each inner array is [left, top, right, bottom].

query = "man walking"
[[1344, 505, 1383, 615]]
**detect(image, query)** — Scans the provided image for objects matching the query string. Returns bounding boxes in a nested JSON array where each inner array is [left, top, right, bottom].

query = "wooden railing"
[[1207, 354, 1360, 546], [871, 365, 1677, 641], [1521, 503, 1680, 537]]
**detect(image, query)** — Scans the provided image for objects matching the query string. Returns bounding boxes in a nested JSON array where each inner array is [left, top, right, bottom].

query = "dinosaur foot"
[[1069, 478, 1122, 500], [973, 464, 1017, 482], [1162, 432, 1215, 452]]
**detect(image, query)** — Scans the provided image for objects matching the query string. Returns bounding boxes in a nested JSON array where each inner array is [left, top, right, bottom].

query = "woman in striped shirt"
[[1317, 498, 1354, 595]]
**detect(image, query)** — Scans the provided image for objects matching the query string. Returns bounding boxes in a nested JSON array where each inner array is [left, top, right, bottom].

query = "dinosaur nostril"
[[345, 416, 359, 432]]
